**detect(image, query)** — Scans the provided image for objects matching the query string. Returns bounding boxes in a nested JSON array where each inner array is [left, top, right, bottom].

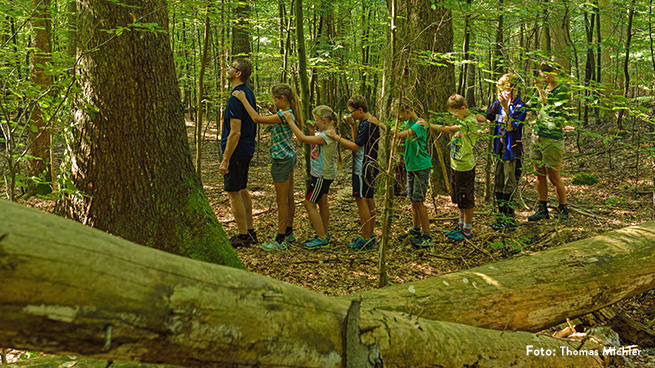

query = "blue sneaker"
[[285, 232, 296, 243], [444, 224, 462, 238], [445, 229, 473, 242], [262, 238, 289, 251], [304, 234, 330, 250], [348, 236, 375, 251], [352, 234, 376, 243]]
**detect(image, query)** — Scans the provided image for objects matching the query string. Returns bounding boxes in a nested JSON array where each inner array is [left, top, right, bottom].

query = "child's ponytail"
[[271, 83, 305, 129]]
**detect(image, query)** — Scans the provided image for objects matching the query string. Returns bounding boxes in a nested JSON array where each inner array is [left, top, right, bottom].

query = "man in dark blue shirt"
[[220, 58, 258, 247]]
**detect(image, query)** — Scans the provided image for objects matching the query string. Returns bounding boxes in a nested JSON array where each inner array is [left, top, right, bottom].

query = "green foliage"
[[571, 172, 599, 185]]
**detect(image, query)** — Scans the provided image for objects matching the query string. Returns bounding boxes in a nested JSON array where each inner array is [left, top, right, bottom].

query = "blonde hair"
[[271, 83, 304, 128], [498, 73, 519, 89], [311, 105, 337, 124]]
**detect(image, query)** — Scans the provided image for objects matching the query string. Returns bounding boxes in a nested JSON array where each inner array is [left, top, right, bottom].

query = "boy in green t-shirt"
[[423, 94, 479, 241], [388, 97, 433, 248]]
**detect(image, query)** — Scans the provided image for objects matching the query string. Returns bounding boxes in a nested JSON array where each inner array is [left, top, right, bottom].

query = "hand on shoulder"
[[324, 129, 338, 140], [231, 90, 245, 100], [368, 115, 386, 130], [282, 110, 294, 124]]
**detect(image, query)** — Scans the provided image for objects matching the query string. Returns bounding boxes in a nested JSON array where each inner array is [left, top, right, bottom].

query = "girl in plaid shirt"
[[233, 83, 302, 250]]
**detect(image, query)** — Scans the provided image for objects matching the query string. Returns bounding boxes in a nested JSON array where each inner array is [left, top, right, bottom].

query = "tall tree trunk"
[[231, 1, 251, 58], [295, 0, 311, 183], [547, 1, 571, 72], [26, 0, 53, 189], [398, 0, 454, 194], [0, 199, 618, 368], [616, 0, 637, 130], [457, 0, 472, 97], [195, 10, 211, 181], [67, 0, 243, 268]]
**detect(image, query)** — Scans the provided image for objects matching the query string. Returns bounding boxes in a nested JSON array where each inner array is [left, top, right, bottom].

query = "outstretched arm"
[[232, 90, 282, 125], [283, 111, 326, 145], [325, 129, 361, 151], [388, 128, 415, 139]]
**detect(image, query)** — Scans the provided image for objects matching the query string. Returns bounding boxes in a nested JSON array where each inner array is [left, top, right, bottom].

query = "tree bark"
[[26, 0, 53, 187], [195, 9, 211, 180], [0, 200, 604, 368], [231, 1, 251, 58], [353, 221, 655, 333], [67, 0, 243, 268]]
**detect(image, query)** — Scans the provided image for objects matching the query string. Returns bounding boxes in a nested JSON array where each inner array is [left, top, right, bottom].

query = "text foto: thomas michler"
[[526, 345, 641, 357]]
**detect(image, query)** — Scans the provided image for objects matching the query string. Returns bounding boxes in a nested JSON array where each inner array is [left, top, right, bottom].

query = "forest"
[[2, 0, 655, 367]]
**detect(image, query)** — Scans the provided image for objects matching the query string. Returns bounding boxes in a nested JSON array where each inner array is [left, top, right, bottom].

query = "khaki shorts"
[[530, 135, 564, 168]]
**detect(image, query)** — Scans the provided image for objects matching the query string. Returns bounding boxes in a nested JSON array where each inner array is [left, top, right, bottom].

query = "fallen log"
[[0, 200, 604, 367], [352, 221, 655, 332]]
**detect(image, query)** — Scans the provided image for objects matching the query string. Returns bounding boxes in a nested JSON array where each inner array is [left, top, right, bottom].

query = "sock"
[[422, 231, 431, 238], [539, 200, 547, 207], [463, 223, 472, 234], [559, 203, 568, 209], [275, 233, 286, 243], [239, 233, 249, 240], [458, 218, 464, 226], [285, 226, 293, 236], [412, 226, 421, 233], [248, 228, 256, 236]]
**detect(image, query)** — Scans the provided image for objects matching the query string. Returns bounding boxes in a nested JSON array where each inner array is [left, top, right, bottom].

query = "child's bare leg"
[[366, 198, 376, 238], [463, 207, 474, 224], [274, 180, 290, 236], [411, 203, 420, 228], [534, 163, 549, 201], [317, 194, 330, 237], [286, 173, 295, 227], [413, 200, 430, 233], [355, 197, 372, 240], [546, 166, 567, 205], [304, 200, 325, 238]]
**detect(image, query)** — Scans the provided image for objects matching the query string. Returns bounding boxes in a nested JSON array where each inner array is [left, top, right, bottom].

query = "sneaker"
[[285, 232, 296, 243], [352, 234, 376, 243], [262, 238, 289, 251], [444, 224, 462, 238], [398, 228, 421, 242], [553, 206, 569, 220], [528, 204, 549, 221], [445, 229, 473, 242], [348, 236, 375, 251], [412, 235, 434, 248], [304, 235, 330, 250], [230, 234, 252, 248], [490, 218, 517, 231]]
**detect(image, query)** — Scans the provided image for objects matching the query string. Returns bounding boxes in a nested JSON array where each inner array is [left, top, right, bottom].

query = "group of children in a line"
[[231, 62, 569, 251]]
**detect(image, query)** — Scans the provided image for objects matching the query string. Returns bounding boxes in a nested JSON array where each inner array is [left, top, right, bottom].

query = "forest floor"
[[6, 116, 655, 368]]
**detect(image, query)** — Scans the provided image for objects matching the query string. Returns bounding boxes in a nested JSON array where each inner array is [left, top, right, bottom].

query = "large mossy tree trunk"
[[353, 221, 655, 332], [0, 200, 605, 367], [67, 0, 243, 268]]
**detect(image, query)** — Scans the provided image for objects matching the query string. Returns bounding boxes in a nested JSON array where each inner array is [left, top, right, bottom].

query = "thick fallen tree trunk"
[[354, 221, 655, 332], [0, 201, 606, 367]]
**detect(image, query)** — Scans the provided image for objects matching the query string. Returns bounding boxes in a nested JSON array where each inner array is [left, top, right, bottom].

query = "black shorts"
[[223, 155, 253, 192], [352, 168, 378, 199], [450, 168, 475, 209], [305, 176, 333, 203]]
